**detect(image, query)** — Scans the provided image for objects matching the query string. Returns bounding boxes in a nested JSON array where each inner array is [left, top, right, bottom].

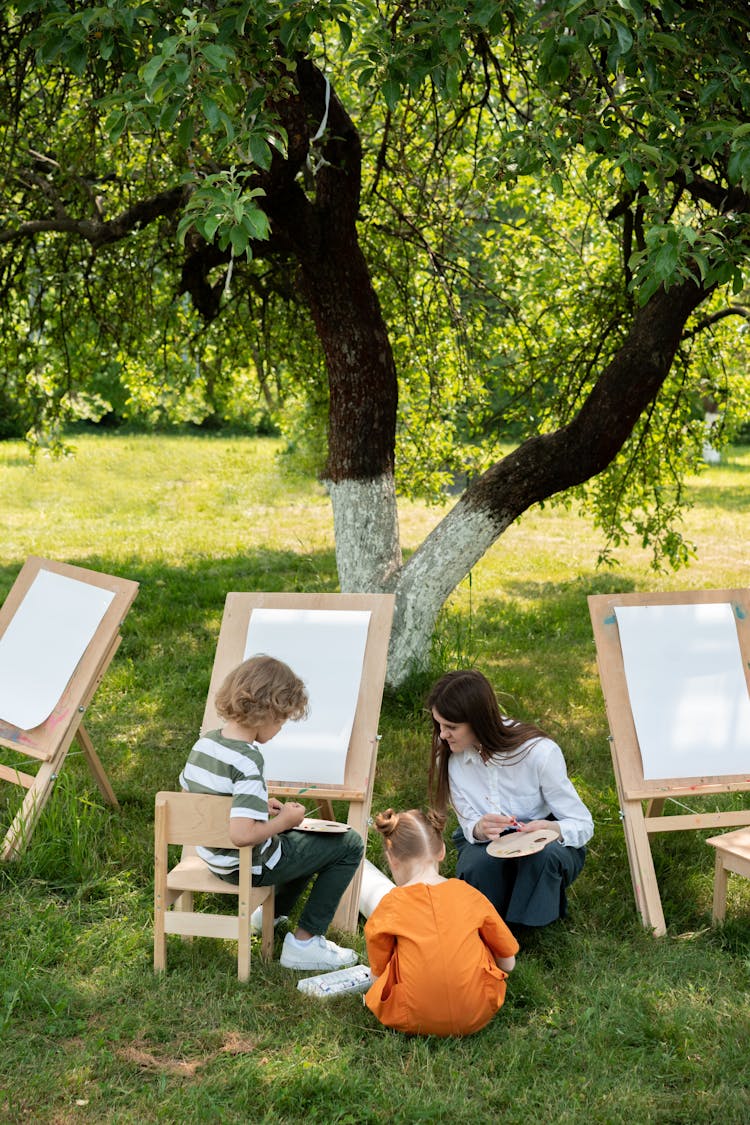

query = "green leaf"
[[177, 115, 195, 148], [201, 94, 220, 130], [159, 100, 180, 130], [37, 31, 65, 64], [614, 21, 633, 56], [243, 208, 270, 241], [202, 214, 222, 241], [622, 158, 642, 189], [142, 55, 163, 86], [728, 145, 750, 185], [248, 134, 272, 170], [382, 77, 401, 111], [201, 44, 230, 71], [652, 242, 679, 283], [547, 55, 569, 84], [67, 43, 88, 76], [106, 111, 126, 144]]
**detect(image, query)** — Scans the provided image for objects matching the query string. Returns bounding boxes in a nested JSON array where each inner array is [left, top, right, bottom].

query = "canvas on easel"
[[0, 556, 138, 860], [201, 591, 395, 931], [588, 588, 750, 935]]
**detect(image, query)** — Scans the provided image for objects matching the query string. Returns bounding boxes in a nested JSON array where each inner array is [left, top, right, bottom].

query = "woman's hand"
[[474, 813, 525, 841], [517, 819, 561, 838]]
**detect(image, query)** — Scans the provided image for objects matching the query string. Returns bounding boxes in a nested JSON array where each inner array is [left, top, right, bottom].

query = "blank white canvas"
[[243, 607, 371, 784], [0, 569, 115, 731], [615, 602, 750, 780]]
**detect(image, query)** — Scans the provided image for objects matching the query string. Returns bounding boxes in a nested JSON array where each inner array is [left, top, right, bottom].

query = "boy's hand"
[[268, 797, 284, 817], [277, 800, 306, 829]]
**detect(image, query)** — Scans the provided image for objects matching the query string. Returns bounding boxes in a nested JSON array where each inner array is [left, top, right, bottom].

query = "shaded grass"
[[1, 435, 750, 1123]]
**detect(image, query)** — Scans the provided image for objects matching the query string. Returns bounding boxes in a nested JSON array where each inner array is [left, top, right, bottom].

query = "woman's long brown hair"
[[426, 670, 546, 814]]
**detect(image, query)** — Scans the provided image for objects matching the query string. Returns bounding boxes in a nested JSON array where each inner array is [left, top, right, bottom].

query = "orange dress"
[[364, 878, 519, 1037]]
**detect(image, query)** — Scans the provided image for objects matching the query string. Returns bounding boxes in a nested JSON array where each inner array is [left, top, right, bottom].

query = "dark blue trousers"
[[453, 827, 586, 928]]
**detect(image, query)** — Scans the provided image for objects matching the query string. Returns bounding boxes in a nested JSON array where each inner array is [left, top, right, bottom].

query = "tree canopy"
[[2, 1, 750, 681]]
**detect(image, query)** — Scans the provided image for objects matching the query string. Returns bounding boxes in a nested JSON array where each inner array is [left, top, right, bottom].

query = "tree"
[[2, 1, 750, 684]]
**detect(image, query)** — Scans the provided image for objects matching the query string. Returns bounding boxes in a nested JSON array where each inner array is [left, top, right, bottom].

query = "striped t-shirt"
[[179, 729, 282, 877]]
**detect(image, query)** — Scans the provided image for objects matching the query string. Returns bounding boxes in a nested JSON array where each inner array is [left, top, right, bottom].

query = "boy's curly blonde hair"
[[214, 654, 308, 725]]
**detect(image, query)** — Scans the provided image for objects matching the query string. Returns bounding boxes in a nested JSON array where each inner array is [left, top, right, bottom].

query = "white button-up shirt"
[[448, 737, 593, 849]]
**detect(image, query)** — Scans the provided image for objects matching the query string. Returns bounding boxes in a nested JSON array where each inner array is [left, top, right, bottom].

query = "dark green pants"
[[253, 827, 364, 936]]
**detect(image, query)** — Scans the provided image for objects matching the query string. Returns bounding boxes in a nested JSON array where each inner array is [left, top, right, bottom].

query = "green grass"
[[1, 433, 749, 1124]]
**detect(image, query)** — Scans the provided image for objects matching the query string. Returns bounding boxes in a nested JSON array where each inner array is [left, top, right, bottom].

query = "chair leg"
[[154, 899, 166, 972], [260, 894, 275, 961], [237, 891, 251, 983], [174, 889, 195, 943], [712, 853, 728, 924]]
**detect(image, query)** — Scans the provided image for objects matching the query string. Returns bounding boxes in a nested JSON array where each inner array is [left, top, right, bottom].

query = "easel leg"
[[621, 797, 667, 936], [331, 803, 368, 932], [1, 760, 58, 861], [318, 799, 335, 821], [76, 723, 120, 809]]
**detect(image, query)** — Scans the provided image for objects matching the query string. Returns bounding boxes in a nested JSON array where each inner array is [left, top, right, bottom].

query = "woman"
[[427, 670, 593, 929]]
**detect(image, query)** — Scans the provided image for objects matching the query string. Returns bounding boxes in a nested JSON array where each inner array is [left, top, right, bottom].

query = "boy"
[[180, 653, 363, 970]]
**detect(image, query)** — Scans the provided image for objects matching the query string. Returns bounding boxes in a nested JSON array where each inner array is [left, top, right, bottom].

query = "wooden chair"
[[154, 791, 275, 981], [706, 826, 750, 924]]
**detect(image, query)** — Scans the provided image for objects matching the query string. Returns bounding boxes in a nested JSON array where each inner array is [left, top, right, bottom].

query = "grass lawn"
[[0, 433, 749, 1124]]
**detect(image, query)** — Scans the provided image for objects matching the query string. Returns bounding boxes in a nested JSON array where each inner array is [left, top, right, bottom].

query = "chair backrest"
[[155, 790, 234, 848]]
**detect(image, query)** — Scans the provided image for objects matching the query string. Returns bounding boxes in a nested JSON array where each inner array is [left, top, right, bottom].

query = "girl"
[[364, 807, 519, 1037], [427, 669, 593, 929]]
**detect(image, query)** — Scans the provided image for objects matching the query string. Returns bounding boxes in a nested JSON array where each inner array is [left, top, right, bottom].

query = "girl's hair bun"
[[374, 808, 399, 838], [372, 806, 445, 862], [426, 807, 447, 834]]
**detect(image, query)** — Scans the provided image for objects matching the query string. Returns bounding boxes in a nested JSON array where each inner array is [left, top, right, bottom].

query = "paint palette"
[[487, 828, 558, 858], [294, 818, 351, 834]]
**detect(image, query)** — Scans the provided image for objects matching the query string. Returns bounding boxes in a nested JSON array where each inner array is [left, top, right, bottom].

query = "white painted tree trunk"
[[326, 474, 402, 591], [325, 278, 709, 688], [327, 474, 511, 686], [385, 496, 512, 686]]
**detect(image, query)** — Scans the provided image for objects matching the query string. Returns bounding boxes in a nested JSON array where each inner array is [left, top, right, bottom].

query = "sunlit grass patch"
[[1, 436, 750, 1123]]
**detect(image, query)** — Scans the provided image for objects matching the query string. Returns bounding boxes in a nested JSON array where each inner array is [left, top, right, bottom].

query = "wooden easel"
[[0, 556, 138, 860], [588, 588, 750, 935], [201, 591, 395, 932]]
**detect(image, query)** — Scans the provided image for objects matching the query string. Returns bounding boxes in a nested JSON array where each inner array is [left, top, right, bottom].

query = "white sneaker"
[[250, 907, 288, 934], [280, 932, 358, 971]]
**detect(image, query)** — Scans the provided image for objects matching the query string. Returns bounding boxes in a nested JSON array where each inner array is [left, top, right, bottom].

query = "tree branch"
[[0, 185, 190, 247]]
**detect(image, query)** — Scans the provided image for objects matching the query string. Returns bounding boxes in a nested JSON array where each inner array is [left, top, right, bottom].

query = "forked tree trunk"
[[269, 65, 713, 685], [383, 278, 708, 685], [200, 63, 716, 686]]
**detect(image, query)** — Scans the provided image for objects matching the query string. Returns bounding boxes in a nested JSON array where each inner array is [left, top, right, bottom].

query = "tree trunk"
[[384, 278, 710, 685], [261, 59, 403, 590], [264, 71, 713, 684], [264, 65, 714, 684]]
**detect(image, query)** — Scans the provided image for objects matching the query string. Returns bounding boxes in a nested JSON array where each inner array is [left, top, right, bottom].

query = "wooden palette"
[[293, 818, 351, 834], [487, 828, 558, 858]]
